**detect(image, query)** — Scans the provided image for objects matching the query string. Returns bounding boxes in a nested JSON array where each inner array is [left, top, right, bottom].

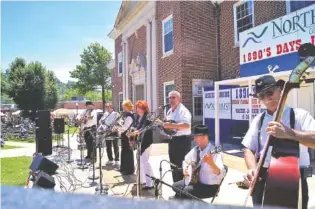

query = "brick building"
[[109, 0, 315, 122]]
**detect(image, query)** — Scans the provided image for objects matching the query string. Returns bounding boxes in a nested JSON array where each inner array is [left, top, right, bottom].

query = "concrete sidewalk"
[[2, 134, 315, 208]]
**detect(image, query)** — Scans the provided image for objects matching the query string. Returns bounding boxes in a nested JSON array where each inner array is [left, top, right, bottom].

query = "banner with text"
[[231, 87, 266, 120], [203, 89, 231, 119], [239, 4, 315, 77]]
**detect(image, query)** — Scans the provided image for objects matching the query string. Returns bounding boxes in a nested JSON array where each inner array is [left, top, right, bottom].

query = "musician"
[[129, 101, 154, 190], [266, 121, 315, 149], [114, 100, 135, 175], [242, 75, 315, 208], [172, 125, 225, 199], [163, 90, 192, 183], [78, 101, 98, 160], [98, 104, 120, 166]]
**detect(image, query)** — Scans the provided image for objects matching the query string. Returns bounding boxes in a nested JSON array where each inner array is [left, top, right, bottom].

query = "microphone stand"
[[146, 174, 206, 203], [95, 132, 109, 195], [159, 160, 180, 199], [88, 129, 99, 183]]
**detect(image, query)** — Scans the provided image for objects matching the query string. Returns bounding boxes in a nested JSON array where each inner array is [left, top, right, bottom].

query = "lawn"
[[65, 125, 79, 134], [1, 156, 32, 186], [1, 145, 21, 150]]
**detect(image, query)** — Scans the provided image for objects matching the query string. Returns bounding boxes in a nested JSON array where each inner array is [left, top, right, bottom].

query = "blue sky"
[[1, 1, 121, 83]]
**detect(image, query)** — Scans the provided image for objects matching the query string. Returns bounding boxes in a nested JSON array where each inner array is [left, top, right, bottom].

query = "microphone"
[[159, 104, 170, 109]]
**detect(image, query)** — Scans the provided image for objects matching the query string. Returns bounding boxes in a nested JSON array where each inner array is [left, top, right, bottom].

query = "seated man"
[[172, 125, 226, 199]]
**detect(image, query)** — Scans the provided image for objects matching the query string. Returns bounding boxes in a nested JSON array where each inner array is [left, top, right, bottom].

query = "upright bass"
[[248, 43, 315, 208]]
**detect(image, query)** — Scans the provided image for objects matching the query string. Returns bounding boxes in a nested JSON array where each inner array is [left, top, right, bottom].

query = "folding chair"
[[211, 165, 228, 203]]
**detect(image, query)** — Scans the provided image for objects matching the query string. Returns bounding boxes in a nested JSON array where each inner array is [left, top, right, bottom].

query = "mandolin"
[[248, 43, 315, 208]]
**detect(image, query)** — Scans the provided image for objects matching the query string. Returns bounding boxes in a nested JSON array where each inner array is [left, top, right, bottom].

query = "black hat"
[[252, 75, 284, 98], [85, 101, 94, 106], [192, 125, 209, 136]]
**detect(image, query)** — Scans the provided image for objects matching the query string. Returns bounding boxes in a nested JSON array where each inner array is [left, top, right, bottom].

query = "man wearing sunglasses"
[[163, 90, 192, 183], [241, 75, 315, 209]]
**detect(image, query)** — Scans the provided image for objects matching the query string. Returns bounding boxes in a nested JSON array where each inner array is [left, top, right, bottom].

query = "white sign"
[[203, 89, 231, 119], [239, 4, 315, 65], [231, 87, 266, 120]]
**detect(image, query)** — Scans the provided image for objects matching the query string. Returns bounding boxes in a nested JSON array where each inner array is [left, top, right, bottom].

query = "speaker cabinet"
[[53, 118, 65, 134], [33, 171, 55, 189], [30, 153, 58, 175], [36, 128, 52, 156]]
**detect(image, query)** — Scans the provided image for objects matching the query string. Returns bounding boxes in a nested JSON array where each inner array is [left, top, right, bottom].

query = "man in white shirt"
[[242, 75, 315, 208], [172, 125, 225, 199], [78, 101, 98, 160], [98, 104, 121, 166], [163, 91, 192, 182]]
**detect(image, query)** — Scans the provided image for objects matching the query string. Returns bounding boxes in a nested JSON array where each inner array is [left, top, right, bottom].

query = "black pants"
[[120, 135, 134, 175], [252, 168, 309, 209], [84, 126, 97, 159], [106, 138, 119, 161], [172, 180, 219, 199], [169, 135, 192, 182]]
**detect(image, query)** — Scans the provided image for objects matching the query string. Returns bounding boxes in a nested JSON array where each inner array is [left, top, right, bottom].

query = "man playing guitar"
[[163, 90, 192, 183], [172, 125, 225, 199], [78, 101, 98, 160]]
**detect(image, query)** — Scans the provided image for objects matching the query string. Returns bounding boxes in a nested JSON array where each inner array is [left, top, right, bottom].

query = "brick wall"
[[127, 25, 147, 101], [219, 1, 286, 80], [157, 1, 218, 117], [156, 1, 182, 108], [180, 1, 217, 112], [112, 35, 123, 110]]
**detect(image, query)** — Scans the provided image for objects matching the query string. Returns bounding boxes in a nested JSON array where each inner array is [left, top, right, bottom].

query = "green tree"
[[70, 43, 112, 111], [6, 58, 58, 118]]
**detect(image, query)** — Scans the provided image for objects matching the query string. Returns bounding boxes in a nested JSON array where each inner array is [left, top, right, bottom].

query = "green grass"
[[6, 136, 35, 143], [1, 145, 21, 150], [1, 156, 32, 186], [65, 125, 79, 134]]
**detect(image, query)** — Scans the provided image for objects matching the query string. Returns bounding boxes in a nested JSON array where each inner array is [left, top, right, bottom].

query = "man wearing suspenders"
[[242, 75, 315, 209]]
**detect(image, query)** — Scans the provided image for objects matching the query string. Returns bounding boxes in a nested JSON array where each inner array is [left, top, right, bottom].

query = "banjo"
[[184, 145, 222, 186]]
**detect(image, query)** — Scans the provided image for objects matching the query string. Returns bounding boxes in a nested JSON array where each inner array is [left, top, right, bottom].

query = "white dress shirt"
[[79, 109, 97, 129], [116, 113, 133, 136], [166, 103, 192, 136], [98, 111, 120, 131], [242, 106, 315, 167], [183, 142, 226, 185]]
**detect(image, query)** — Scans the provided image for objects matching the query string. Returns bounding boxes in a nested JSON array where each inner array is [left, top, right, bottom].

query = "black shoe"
[[85, 156, 91, 159]]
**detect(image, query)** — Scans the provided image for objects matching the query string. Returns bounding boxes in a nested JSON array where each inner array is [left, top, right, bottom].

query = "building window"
[[286, 0, 315, 13], [233, 0, 254, 45], [118, 52, 123, 76], [163, 81, 175, 106], [162, 15, 174, 56], [119, 92, 123, 112], [193, 96, 203, 118]]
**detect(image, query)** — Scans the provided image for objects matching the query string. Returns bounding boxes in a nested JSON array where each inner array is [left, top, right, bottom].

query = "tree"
[[70, 43, 112, 111], [6, 58, 58, 118]]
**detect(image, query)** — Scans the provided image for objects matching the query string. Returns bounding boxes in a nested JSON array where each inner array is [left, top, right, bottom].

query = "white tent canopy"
[[213, 67, 315, 146]]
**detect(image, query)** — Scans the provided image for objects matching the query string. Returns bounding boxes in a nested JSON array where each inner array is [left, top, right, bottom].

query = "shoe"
[[85, 156, 91, 160], [169, 195, 178, 200], [114, 161, 120, 166], [105, 161, 114, 166], [142, 186, 154, 190]]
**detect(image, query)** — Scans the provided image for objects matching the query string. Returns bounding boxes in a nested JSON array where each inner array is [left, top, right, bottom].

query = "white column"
[[146, 20, 152, 106], [214, 83, 220, 146], [248, 79, 253, 125], [151, 17, 158, 111], [122, 41, 126, 100], [125, 40, 129, 100]]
